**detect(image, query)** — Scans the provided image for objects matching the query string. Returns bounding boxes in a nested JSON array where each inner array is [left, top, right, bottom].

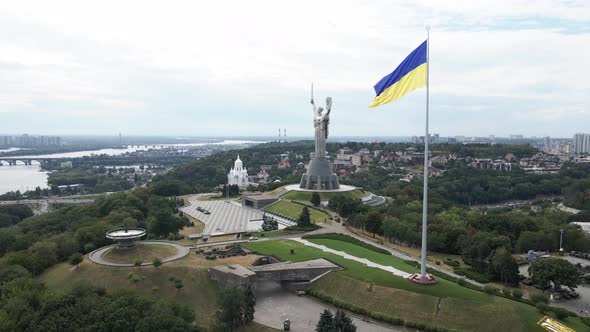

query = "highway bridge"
[[0, 158, 61, 166]]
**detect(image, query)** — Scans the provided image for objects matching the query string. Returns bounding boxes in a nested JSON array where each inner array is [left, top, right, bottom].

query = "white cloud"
[[0, 0, 588, 136]]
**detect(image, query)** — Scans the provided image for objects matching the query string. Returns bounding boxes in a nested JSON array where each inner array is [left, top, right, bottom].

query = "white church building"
[[227, 155, 249, 188]]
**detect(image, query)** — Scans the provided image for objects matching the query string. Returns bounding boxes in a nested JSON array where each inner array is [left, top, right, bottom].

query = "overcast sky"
[[1, 0, 589, 138]]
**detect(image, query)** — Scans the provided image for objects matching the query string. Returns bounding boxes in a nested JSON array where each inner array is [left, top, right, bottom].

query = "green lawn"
[[243, 240, 487, 301], [306, 238, 416, 273], [281, 189, 365, 201], [242, 239, 588, 332], [102, 243, 178, 264], [264, 200, 330, 223]]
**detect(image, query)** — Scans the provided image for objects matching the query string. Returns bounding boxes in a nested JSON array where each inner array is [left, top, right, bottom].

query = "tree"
[[218, 287, 246, 331], [316, 309, 334, 332], [298, 207, 311, 227], [243, 284, 256, 324], [152, 257, 163, 268], [529, 257, 579, 291], [311, 192, 321, 207], [333, 309, 356, 332], [365, 211, 383, 238], [68, 253, 84, 270], [490, 248, 519, 285]]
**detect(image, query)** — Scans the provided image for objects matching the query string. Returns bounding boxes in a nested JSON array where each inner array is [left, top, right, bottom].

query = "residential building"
[[574, 133, 590, 154]]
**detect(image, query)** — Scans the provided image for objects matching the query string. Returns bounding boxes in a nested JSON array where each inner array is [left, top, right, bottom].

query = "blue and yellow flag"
[[369, 40, 427, 108]]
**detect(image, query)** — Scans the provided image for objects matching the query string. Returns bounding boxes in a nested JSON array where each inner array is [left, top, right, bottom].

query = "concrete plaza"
[[181, 197, 294, 236]]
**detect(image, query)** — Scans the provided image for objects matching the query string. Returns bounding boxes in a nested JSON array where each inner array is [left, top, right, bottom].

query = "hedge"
[[302, 233, 390, 255], [453, 268, 491, 283]]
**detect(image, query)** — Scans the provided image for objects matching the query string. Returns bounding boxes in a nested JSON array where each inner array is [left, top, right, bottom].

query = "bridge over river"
[[0, 157, 64, 166]]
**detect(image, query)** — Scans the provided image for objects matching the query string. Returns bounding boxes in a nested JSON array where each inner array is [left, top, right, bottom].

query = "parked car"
[[249, 236, 258, 241]]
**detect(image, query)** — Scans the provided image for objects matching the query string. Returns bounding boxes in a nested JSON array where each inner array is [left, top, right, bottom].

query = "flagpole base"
[[408, 273, 438, 285]]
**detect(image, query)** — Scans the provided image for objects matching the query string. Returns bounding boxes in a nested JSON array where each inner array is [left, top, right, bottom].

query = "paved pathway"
[[88, 241, 189, 267], [292, 238, 410, 278]]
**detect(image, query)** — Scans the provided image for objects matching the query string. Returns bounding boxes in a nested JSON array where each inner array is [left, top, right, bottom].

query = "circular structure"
[[88, 241, 190, 267], [106, 228, 146, 248], [284, 183, 357, 193], [408, 273, 438, 285]]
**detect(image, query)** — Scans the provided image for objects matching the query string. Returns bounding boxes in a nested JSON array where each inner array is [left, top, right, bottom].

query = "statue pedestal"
[[299, 158, 340, 190]]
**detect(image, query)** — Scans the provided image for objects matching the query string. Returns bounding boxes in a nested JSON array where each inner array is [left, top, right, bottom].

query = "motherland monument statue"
[[299, 84, 340, 190]]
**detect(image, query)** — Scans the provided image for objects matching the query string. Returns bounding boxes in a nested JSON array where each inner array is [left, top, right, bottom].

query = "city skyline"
[[0, 1, 589, 137]]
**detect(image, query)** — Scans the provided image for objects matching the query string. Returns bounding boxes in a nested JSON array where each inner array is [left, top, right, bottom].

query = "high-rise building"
[[543, 136, 552, 152], [574, 133, 590, 154]]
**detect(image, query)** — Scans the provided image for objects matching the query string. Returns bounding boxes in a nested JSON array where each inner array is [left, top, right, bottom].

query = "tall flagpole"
[[419, 26, 430, 279]]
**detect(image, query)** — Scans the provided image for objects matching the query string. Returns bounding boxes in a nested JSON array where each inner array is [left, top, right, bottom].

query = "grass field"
[[347, 226, 466, 270], [264, 201, 330, 223], [102, 244, 177, 264], [243, 240, 485, 301], [40, 253, 261, 329], [181, 213, 206, 233], [306, 238, 415, 273], [281, 189, 366, 201], [243, 239, 587, 332]]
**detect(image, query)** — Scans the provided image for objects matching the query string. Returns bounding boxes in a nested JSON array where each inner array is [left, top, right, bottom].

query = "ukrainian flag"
[[369, 40, 427, 108]]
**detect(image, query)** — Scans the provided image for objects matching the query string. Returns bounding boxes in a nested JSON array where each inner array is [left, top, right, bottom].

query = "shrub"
[[511, 289, 523, 299], [152, 286, 159, 292], [302, 233, 390, 255], [444, 258, 460, 268], [152, 257, 163, 268], [552, 307, 572, 320], [531, 293, 549, 304], [134, 259, 143, 267], [484, 286, 499, 295], [405, 321, 418, 328], [435, 260, 441, 265], [536, 303, 550, 313], [453, 268, 491, 283], [457, 278, 467, 286]]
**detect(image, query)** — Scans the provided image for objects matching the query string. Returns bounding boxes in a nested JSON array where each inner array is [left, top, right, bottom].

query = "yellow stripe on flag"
[[369, 63, 427, 108]]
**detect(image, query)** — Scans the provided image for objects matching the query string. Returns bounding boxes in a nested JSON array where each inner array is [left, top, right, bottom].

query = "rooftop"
[[250, 258, 339, 272], [211, 264, 256, 277]]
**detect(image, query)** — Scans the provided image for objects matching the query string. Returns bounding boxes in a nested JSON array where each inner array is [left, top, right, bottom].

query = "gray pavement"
[[181, 195, 295, 236], [254, 280, 402, 332], [88, 241, 189, 267]]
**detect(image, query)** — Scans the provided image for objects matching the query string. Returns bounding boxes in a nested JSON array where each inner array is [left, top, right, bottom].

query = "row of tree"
[[0, 280, 196, 331]]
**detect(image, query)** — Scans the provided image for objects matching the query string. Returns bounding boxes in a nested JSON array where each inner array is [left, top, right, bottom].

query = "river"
[[0, 140, 262, 194]]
